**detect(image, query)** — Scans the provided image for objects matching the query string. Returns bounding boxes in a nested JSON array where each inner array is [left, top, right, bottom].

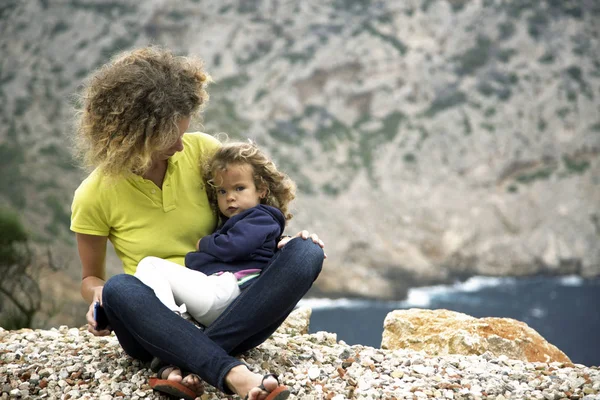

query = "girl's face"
[[214, 163, 266, 218]]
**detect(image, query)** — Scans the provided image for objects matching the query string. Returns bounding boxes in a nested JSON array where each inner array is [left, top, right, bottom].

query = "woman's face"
[[157, 116, 191, 160]]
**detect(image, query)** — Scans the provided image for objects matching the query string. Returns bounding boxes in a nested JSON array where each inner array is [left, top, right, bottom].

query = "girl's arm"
[[277, 230, 327, 258], [76, 233, 111, 335]]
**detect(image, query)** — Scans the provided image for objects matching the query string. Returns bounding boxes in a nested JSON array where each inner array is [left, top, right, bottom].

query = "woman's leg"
[[205, 237, 324, 355], [102, 274, 244, 392]]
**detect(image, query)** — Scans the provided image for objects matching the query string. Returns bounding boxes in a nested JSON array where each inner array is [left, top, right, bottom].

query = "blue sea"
[[300, 276, 600, 367]]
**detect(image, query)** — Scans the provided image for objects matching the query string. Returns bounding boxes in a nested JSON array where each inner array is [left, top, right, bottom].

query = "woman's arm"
[[76, 233, 111, 335]]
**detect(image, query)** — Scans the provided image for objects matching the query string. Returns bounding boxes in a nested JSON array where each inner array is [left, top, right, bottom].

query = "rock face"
[[1, 1, 599, 301], [381, 308, 571, 364]]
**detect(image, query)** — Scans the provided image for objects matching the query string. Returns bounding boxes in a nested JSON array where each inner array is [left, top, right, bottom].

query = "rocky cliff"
[[1, 0, 599, 300], [1, 308, 599, 399]]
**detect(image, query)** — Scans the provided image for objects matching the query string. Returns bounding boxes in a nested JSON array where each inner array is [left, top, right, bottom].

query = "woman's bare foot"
[[225, 365, 280, 400], [161, 366, 204, 395]]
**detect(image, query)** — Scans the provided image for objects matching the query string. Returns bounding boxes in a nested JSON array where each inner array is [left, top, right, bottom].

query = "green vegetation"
[[237, 0, 260, 13], [538, 118, 547, 132], [254, 89, 268, 102], [50, 21, 69, 38], [480, 122, 495, 132], [379, 111, 405, 141], [0, 138, 27, 209], [503, 1, 535, 18], [203, 97, 250, 137], [353, 111, 405, 181], [497, 21, 515, 41], [538, 52, 555, 64], [308, 110, 353, 151], [527, 10, 548, 39], [219, 4, 232, 13], [14, 97, 34, 117], [476, 71, 518, 101], [454, 34, 492, 76], [448, 0, 466, 13], [515, 166, 556, 184], [0, 209, 37, 329], [497, 48, 516, 63], [424, 88, 467, 117], [216, 74, 250, 89], [333, 0, 372, 12], [321, 182, 340, 196], [556, 107, 570, 118], [364, 22, 407, 55], [167, 10, 186, 20], [484, 107, 496, 117], [462, 112, 472, 135], [563, 155, 590, 175], [45, 195, 71, 235], [236, 41, 273, 65], [421, 0, 436, 12], [69, 0, 136, 17], [572, 34, 591, 56], [547, 0, 586, 19], [565, 66, 593, 99], [282, 50, 314, 64], [403, 153, 416, 163]]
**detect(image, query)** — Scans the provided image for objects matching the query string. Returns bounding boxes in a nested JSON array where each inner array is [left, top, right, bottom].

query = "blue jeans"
[[102, 238, 324, 393]]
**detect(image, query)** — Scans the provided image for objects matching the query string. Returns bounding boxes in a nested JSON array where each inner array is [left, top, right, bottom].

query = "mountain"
[[1, 0, 599, 311]]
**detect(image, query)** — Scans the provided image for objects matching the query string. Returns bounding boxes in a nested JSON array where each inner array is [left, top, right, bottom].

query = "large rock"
[[381, 308, 571, 363], [275, 306, 312, 335]]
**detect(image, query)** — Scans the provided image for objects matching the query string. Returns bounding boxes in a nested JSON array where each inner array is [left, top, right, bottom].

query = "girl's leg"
[[102, 274, 244, 392], [194, 273, 240, 326], [133, 257, 240, 325], [134, 257, 183, 313], [205, 237, 324, 355]]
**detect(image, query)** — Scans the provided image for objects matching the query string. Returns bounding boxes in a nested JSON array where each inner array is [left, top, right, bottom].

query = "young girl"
[[134, 140, 296, 327]]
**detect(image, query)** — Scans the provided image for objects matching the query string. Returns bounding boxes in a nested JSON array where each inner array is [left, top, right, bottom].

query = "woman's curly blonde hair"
[[74, 46, 211, 176], [204, 141, 296, 222]]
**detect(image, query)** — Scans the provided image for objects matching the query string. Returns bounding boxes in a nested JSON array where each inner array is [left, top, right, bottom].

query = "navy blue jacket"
[[185, 204, 285, 277]]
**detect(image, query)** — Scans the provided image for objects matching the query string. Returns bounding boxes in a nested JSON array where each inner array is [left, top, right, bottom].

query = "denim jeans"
[[102, 238, 324, 393]]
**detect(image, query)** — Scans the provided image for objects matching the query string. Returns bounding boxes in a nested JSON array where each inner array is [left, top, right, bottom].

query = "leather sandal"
[[149, 365, 204, 400], [244, 374, 290, 400]]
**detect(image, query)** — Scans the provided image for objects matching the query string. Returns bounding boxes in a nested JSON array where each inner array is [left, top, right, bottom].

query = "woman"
[[70, 46, 325, 400]]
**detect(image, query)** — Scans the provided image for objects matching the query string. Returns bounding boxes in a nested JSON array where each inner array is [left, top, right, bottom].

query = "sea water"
[[301, 276, 600, 367]]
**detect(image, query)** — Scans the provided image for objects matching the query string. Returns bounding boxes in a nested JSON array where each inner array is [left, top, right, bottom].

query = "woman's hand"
[[277, 230, 327, 258], [86, 286, 112, 336], [76, 233, 111, 335]]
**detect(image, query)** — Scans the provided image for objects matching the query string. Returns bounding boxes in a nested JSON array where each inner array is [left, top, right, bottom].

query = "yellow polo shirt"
[[70, 132, 220, 275]]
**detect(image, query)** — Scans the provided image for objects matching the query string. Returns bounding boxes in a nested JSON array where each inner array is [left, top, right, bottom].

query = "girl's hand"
[[85, 287, 112, 336], [277, 230, 327, 258]]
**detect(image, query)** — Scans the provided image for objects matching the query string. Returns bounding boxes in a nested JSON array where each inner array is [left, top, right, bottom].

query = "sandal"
[[244, 374, 290, 400], [149, 365, 204, 400]]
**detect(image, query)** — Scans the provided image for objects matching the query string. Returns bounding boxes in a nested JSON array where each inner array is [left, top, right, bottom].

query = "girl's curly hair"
[[204, 140, 296, 222], [73, 46, 211, 176]]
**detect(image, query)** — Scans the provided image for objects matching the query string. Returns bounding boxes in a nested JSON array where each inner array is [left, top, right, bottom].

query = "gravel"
[[1, 326, 599, 399]]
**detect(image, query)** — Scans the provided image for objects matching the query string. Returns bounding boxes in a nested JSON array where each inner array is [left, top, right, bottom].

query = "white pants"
[[134, 256, 241, 326]]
